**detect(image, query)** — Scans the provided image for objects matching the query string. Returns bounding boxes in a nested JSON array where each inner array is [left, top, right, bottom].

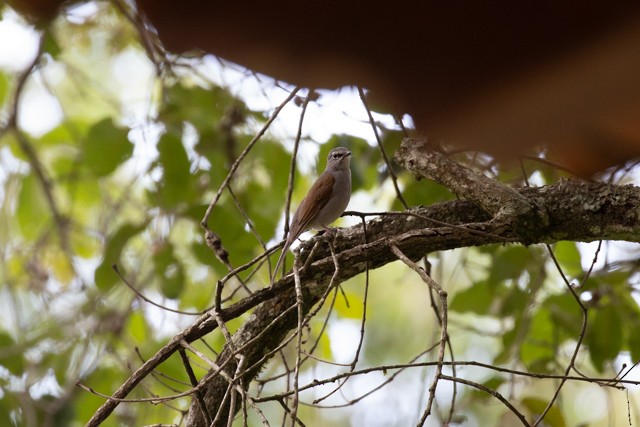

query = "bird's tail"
[[271, 238, 291, 284]]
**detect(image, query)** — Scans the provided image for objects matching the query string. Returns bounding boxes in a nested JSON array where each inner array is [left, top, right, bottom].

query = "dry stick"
[[80, 354, 640, 408], [203, 87, 301, 307], [301, 359, 640, 401], [293, 346, 439, 410], [440, 375, 529, 426], [179, 341, 252, 427], [201, 86, 301, 228], [303, 217, 371, 404], [7, 35, 70, 254], [390, 244, 447, 427], [299, 284, 340, 361], [276, 92, 312, 281], [178, 349, 211, 426], [288, 240, 351, 401], [210, 244, 281, 309], [351, 216, 370, 370], [228, 355, 246, 427], [245, 275, 338, 380], [274, 399, 306, 427], [256, 254, 343, 393], [84, 295, 295, 425], [306, 241, 355, 404], [532, 242, 596, 427], [210, 308, 236, 352], [112, 0, 166, 73], [134, 348, 191, 389], [240, 259, 345, 406], [226, 184, 260, 294], [424, 256, 458, 425], [113, 265, 201, 315], [290, 260, 305, 426], [252, 356, 640, 415], [618, 359, 640, 384], [357, 86, 408, 209], [196, 367, 232, 426], [76, 381, 197, 404], [342, 210, 515, 243]]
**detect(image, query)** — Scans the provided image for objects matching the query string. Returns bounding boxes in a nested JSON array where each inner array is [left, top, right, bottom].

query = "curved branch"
[[86, 174, 640, 426], [184, 180, 640, 426], [395, 137, 550, 242]]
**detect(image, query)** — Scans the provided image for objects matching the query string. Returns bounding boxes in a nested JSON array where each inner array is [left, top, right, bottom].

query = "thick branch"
[[395, 137, 549, 242], [86, 176, 640, 426], [185, 179, 640, 426]]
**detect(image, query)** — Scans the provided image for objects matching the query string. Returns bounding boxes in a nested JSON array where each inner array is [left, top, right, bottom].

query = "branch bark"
[[86, 140, 640, 427], [185, 180, 640, 426], [395, 137, 549, 242]]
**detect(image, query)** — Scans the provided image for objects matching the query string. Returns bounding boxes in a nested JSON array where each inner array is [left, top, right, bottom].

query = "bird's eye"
[[333, 153, 339, 159]]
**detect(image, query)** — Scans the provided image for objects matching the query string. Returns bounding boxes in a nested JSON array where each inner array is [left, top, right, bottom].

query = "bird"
[[272, 147, 352, 282]]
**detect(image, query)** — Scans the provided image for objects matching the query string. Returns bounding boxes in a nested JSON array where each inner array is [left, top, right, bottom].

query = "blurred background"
[[1, 1, 640, 426]]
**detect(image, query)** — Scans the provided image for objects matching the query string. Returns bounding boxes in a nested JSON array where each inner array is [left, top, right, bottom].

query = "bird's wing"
[[289, 172, 335, 240], [273, 172, 335, 283]]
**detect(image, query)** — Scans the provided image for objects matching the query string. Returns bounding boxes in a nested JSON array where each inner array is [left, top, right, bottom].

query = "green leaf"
[[94, 261, 118, 291], [587, 303, 623, 372], [127, 311, 149, 343], [546, 294, 583, 338], [471, 376, 505, 399], [40, 124, 78, 147], [0, 400, 10, 427], [629, 316, 640, 363], [152, 132, 196, 208], [333, 290, 364, 319], [43, 31, 61, 58], [520, 309, 555, 369], [152, 242, 185, 299], [0, 71, 9, 107], [49, 351, 69, 385], [0, 332, 24, 375], [69, 177, 101, 208], [553, 241, 582, 278], [84, 118, 132, 177], [397, 179, 454, 210], [94, 222, 147, 290], [161, 83, 242, 131], [488, 245, 531, 282], [522, 397, 566, 427], [16, 173, 51, 240], [450, 280, 494, 315], [499, 286, 529, 317]]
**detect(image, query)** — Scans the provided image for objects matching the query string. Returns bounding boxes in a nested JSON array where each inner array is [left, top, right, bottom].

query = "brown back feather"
[[287, 171, 335, 243]]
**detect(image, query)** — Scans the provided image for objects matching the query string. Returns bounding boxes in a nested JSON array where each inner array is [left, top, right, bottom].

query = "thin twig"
[[440, 375, 529, 426], [281, 91, 312, 257], [357, 86, 408, 209], [533, 241, 598, 426], [201, 87, 301, 228], [289, 259, 304, 426], [350, 216, 369, 370], [390, 244, 448, 426], [178, 349, 211, 426], [113, 265, 200, 315], [342, 210, 515, 242]]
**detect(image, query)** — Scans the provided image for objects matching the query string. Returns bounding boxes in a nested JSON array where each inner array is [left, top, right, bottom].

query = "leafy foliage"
[[0, 2, 639, 427]]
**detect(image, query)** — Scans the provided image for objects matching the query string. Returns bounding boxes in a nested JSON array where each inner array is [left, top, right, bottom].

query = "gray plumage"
[[272, 147, 352, 282]]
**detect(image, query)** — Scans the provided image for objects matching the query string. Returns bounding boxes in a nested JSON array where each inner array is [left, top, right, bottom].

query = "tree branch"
[[395, 137, 549, 242], [184, 180, 640, 426], [86, 163, 640, 426]]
